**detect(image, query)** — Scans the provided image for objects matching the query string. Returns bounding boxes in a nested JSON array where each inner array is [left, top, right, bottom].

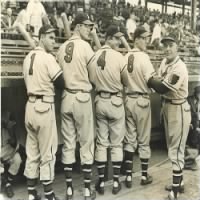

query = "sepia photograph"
[[1, 0, 200, 200]]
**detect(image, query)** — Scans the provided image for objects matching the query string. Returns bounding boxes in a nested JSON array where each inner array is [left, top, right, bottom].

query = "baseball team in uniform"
[[1, 12, 193, 200]]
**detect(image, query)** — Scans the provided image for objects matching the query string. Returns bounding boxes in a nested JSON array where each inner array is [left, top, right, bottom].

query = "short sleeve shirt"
[[88, 45, 127, 92], [124, 48, 156, 94], [57, 35, 94, 91], [158, 56, 189, 99], [23, 47, 62, 96]]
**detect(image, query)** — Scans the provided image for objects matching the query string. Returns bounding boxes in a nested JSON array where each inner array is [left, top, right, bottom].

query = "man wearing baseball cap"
[[148, 33, 191, 200], [123, 26, 155, 189], [88, 24, 128, 195], [23, 24, 65, 200], [57, 12, 99, 200]]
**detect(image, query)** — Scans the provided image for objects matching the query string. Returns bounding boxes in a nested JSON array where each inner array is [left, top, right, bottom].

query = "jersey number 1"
[[29, 53, 36, 75], [64, 42, 74, 63], [97, 51, 106, 70]]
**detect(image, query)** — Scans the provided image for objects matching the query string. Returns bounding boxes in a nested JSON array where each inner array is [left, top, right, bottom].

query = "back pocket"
[[34, 101, 50, 113], [111, 96, 123, 107], [136, 98, 149, 108], [76, 92, 90, 103]]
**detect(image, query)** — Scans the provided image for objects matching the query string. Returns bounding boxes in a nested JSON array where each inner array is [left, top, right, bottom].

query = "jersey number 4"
[[64, 42, 74, 63], [127, 54, 134, 73], [97, 51, 106, 70], [29, 53, 36, 75]]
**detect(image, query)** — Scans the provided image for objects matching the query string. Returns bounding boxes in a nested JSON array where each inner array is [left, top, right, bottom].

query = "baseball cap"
[[133, 26, 151, 41], [39, 24, 56, 38], [106, 25, 124, 38], [161, 33, 177, 44], [73, 12, 94, 26]]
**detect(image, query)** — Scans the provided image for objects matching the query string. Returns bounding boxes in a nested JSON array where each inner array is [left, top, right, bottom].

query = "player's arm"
[[147, 76, 170, 94], [90, 26, 101, 50], [15, 22, 36, 49], [61, 12, 71, 39], [53, 73, 65, 90]]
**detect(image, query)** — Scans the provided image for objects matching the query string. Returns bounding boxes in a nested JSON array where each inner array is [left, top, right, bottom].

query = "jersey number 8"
[[64, 42, 74, 63], [97, 51, 106, 70], [29, 53, 36, 75]]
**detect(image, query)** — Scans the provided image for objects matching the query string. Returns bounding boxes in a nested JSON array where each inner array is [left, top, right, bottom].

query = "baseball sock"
[[6, 172, 14, 186], [172, 170, 182, 198], [124, 151, 134, 179], [112, 161, 121, 186], [96, 161, 106, 186], [140, 158, 149, 178], [27, 178, 38, 198], [42, 180, 54, 200], [82, 164, 92, 196], [64, 164, 73, 190]]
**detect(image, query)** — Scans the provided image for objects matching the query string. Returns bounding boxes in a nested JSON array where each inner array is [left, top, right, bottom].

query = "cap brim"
[[161, 37, 176, 43], [113, 32, 124, 38], [82, 20, 94, 25], [141, 32, 151, 38], [45, 28, 56, 33]]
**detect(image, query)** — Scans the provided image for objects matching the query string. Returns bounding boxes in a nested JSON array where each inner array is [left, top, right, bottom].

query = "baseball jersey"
[[88, 45, 127, 92], [158, 56, 189, 99], [57, 35, 94, 91], [23, 47, 62, 96], [124, 48, 156, 94]]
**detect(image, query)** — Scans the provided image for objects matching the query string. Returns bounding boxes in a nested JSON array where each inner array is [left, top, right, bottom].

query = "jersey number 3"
[[97, 51, 106, 70], [29, 53, 36, 75], [64, 42, 74, 63], [127, 54, 134, 73]]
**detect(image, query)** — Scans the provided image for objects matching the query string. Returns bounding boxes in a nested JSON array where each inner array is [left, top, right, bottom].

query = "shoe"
[[125, 176, 132, 188], [5, 185, 14, 198], [66, 186, 73, 200], [165, 184, 184, 193], [166, 191, 177, 200], [28, 193, 41, 200], [140, 175, 153, 185], [44, 193, 60, 200], [112, 182, 121, 195], [84, 189, 96, 200], [95, 181, 104, 195]]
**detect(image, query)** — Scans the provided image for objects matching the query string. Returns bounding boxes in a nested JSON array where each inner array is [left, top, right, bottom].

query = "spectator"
[[126, 12, 137, 40], [188, 86, 200, 151], [1, 8, 15, 29], [26, 0, 47, 36], [12, 2, 29, 31], [150, 18, 161, 45]]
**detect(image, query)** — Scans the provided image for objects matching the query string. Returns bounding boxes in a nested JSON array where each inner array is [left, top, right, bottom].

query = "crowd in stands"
[[1, 0, 200, 51]]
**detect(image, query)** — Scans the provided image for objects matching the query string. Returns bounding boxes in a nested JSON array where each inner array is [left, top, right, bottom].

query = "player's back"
[[88, 45, 126, 93], [23, 47, 56, 96], [57, 36, 94, 91], [124, 49, 155, 94]]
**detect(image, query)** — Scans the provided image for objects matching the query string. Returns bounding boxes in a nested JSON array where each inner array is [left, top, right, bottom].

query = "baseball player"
[[56, 13, 99, 200], [88, 24, 128, 195], [1, 111, 22, 198], [23, 24, 65, 200], [123, 26, 156, 188], [148, 34, 191, 200]]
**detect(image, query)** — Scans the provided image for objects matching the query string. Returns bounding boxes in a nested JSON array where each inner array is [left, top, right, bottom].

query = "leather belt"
[[127, 92, 148, 95], [28, 94, 54, 103], [126, 92, 149, 98], [162, 98, 186, 105], [97, 91, 122, 99], [65, 88, 90, 94]]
